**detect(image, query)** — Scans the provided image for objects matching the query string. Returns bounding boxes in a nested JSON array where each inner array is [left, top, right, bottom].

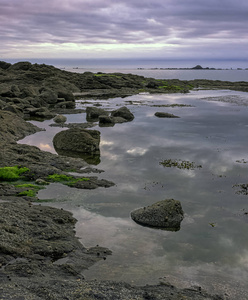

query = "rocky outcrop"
[[131, 199, 184, 231], [0, 110, 42, 143], [53, 128, 100, 154]]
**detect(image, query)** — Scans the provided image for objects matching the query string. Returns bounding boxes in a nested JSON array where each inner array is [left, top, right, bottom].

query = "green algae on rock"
[[0, 166, 30, 181]]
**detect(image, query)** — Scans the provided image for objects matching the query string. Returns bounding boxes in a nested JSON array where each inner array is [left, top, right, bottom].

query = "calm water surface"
[[20, 89, 248, 298]]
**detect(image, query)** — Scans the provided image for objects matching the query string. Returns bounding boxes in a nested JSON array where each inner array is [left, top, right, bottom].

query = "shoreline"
[[1, 60, 244, 299]]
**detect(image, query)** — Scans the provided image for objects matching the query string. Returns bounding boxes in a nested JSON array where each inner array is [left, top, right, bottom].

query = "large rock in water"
[[86, 106, 109, 121], [53, 128, 100, 154], [131, 199, 184, 231], [111, 106, 134, 121]]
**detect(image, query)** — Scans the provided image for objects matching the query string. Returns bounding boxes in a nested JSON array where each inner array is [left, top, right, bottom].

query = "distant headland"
[[137, 64, 248, 70]]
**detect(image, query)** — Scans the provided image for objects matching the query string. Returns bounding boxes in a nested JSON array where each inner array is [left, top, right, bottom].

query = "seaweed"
[[46, 174, 90, 186], [159, 159, 202, 170], [0, 166, 30, 181]]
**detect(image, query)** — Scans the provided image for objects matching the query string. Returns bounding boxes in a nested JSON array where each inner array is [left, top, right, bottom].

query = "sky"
[[1, 0, 248, 62]]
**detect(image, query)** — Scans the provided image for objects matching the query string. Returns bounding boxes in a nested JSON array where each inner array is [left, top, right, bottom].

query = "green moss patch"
[[0, 166, 30, 181], [18, 190, 37, 197], [159, 159, 202, 170], [15, 183, 45, 198], [94, 73, 121, 78], [46, 174, 90, 186]]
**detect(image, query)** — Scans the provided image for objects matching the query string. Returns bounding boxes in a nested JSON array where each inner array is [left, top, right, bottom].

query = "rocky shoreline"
[[1, 61, 243, 299]]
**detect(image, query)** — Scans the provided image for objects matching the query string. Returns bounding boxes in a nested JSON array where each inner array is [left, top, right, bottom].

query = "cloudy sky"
[[1, 0, 248, 62]]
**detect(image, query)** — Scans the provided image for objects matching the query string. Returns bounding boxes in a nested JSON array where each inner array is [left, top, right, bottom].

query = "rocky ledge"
[[0, 61, 228, 299]]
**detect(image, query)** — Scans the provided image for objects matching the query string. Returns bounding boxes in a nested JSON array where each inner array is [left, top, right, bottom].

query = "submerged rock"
[[155, 112, 179, 118], [53, 128, 100, 154], [131, 199, 184, 231]]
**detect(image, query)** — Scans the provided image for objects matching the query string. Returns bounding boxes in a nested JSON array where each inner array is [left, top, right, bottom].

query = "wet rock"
[[146, 81, 160, 88], [25, 107, 56, 119], [70, 177, 115, 189], [0, 99, 6, 108], [53, 114, 67, 124], [86, 106, 109, 121], [0, 110, 41, 143], [38, 88, 58, 105], [53, 128, 100, 154], [155, 112, 180, 118], [54, 100, 75, 109], [3, 104, 23, 117], [0, 83, 20, 97], [111, 106, 134, 121], [131, 199, 184, 231], [57, 90, 75, 102], [99, 115, 115, 126], [35, 178, 48, 185], [19, 86, 37, 98]]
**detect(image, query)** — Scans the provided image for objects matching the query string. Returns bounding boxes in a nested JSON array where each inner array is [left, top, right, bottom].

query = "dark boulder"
[[86, 106, 109, 121], [57, 90, 75, 102], [155, 112, 179, 118], [131, 199, 184, 231], [99, 115, 115, 126], [0, 61, 11, 70], [146, 81, 160, 88], [111, 106, 134, 121], [53, 128, 100, 154]]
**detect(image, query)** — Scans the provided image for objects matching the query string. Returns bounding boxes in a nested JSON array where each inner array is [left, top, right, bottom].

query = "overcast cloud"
[[1, 0, 248, 60]]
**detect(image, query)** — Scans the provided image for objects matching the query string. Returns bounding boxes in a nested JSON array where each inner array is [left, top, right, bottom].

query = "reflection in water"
[[54, 147, 101, 165], [39, 143, 53, 151], [28, 89, 248, 298]]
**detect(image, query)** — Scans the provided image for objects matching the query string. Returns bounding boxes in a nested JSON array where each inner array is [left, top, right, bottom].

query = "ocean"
[[5, 58, 248, 82]]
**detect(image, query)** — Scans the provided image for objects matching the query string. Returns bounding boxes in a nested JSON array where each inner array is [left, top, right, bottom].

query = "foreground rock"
[[0, 110, 42, 143], [53, 128, 100, 154], [131, 199, 184, 231]]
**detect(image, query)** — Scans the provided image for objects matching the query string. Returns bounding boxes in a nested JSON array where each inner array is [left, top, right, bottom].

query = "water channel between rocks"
[[19, 89, 248, 298]]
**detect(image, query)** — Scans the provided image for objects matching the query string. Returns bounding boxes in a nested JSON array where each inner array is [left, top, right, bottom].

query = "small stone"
[[53, 114, 67, 123]]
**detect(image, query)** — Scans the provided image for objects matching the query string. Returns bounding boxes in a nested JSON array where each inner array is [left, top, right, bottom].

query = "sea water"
[[5, 57, 248, 82], [19, 88, 248, 298]]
